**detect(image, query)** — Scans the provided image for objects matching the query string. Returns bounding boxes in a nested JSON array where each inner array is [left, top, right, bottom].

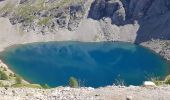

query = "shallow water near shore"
[[0, 41, 170, 88]]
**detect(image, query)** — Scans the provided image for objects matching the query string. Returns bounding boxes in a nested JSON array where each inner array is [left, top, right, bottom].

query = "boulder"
[[143, 81, 156, 87]]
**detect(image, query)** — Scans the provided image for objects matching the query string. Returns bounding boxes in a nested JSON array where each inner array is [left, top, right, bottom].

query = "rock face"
[[0, 0, 170, 44], [0, 0, 86, 34], [88, 0, 125, 25], [88, 0, 170, 43]]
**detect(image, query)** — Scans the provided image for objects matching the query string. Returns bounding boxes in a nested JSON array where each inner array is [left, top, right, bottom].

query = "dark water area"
[[0, 41, 170, 88]]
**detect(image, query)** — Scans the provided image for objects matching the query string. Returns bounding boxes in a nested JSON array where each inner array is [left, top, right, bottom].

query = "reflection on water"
[[0, 41, 170, 88]]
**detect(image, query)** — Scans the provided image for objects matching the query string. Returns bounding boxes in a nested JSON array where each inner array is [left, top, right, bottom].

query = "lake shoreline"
[[0, 86, 170, 100], [0, 41, 170, 88]]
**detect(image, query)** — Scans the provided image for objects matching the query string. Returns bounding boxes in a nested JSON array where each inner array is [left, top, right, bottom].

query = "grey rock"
[[1, 0, 170, 44], [88, 0, 106, 20], [68, 4, 85, 31], [88, 0, 170, 43], [0, 0, 5, 2], [38, 10, 50, 17], [19, 0, 28, 4], [126, 95, 133, 100], [105, 0, 119, 17], [111, 2, 125, 25]]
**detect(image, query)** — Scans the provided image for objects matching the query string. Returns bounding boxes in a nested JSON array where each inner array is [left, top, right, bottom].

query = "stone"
[[88, 0, 106, 20], [19, 0, 28, 4], [143, 81, 156, 87], [87, 87, 94, 91], [126, 95, 133, 100]]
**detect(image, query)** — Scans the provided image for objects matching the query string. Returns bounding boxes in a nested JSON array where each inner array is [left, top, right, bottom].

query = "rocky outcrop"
[[0, 0, 170, 49], [88, 0, 125, 25], [141, 40, 170, 61], [0, 0, 86, 34], [88, 0, 170, 43]]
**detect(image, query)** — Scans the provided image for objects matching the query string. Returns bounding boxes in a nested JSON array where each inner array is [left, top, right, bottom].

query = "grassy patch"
[[41, 84, 51, 89], [0, 1, 14, 14], [15, 4, 37, 22], [38, 16, 52, 26], [49, 0, 83, 10], [0, 70, 8, 80], [35, 0, 46, 10], [0, 81, 4, 87], [165, 75, 170, 84], [151, 75, 170, 85], [12, 83, 43, 88]]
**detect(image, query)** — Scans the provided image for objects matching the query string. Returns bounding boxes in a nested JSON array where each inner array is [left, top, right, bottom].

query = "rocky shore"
[[142, 40, 170, 62], [0, 86, 170, 100]]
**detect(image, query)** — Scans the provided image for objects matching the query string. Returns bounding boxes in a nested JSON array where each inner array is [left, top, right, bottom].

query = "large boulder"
[[88, 0, 126, 25], [143, 81, 156, 87]]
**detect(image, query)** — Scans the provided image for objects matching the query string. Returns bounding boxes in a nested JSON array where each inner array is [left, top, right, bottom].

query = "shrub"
[[12, 84, 42, 88], [15, 75, 22, 84], [38, 17, 52, 26], [0, 82, 4, 87], [69, 76, 79, 88], [9, 73, 13, 77], [165, 75, 170, 84], [13, 74, 16, 77], [3, 68, 7, 71], [0, 70, 8, 80], [41, 84, 51, 89]]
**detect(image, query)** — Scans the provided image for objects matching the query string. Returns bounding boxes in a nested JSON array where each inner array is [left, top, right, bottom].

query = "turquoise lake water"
[[0, 42, 170, 88]]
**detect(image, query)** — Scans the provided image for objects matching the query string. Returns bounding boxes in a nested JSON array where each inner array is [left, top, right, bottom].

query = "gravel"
[[0, 86, 170, 100]]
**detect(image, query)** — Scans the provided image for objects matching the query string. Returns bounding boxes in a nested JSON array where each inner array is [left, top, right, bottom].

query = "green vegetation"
[[15, 4, 37, 22], [12, 75, 43, 88], [0, 0, 84, 27], [0, 66, 47, 89], [49, 0, 83, 9], [15, 75, 22, 84], [12, 83, 42, 88], [0, 1, 14, 14], [12, 75, 51, 89], [14, 0, 48, 22], [69, 76, 79, 88], [36, 0, 46, 10], [41, 84, 51, 89], [0, 70, 8, 80], [165, 75, 170, 84], [151, 75, 170, 85], [0, 82, 4, 87], [38, 17, 52, 26]]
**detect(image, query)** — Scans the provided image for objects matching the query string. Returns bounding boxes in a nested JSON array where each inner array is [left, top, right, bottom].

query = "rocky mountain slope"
[[0, 0, 170, 44], [0, 0, 169, 61], [88, 0, 170, 43]]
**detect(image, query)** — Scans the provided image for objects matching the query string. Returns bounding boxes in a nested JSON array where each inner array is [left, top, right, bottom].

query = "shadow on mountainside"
[[135, 11, 170, 44]]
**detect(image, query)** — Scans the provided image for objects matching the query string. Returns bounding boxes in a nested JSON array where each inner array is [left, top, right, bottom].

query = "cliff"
[[0, 0, 170, 45], [0, 0, 169, 62]]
